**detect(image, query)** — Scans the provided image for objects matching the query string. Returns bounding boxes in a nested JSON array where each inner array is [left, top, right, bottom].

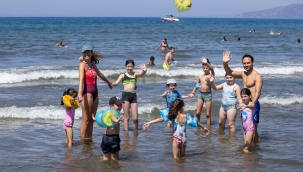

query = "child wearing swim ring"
[[143, 99, 209, 159], [188, 57, 215, 126], [101, 96, 124, 160], [61, 88, 79, 148], [112, 59, 147, 131], [206, 74, 242, 132], [238, 88, 255, 153], [161, 79, 190, 127]]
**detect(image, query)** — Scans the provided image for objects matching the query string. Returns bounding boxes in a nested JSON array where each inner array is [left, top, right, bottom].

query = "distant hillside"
[[235, 4, 303, 19]]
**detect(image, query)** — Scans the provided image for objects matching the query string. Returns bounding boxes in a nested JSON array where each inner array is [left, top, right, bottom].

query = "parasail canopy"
[[175, 0, 192, 12]]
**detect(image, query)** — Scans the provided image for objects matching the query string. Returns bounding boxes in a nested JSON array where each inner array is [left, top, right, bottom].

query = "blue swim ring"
[[186, 113, 198, 127], [159, 108, 169, 123], [95, 108, 120, 128]]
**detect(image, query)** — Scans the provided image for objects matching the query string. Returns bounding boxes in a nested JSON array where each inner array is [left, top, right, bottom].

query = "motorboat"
[[161, 15, 179, 22]]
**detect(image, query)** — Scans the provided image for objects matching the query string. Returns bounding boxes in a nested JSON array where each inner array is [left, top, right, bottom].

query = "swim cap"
[[82, 45, 93, 52]]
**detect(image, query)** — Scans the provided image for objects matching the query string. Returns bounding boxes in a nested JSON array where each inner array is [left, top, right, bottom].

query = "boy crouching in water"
[[101, 96, 124, 160]]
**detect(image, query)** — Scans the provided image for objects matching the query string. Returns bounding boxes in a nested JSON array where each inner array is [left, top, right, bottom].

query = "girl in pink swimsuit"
[[238, 88, 255, 153], [61, 88, 79, 148]]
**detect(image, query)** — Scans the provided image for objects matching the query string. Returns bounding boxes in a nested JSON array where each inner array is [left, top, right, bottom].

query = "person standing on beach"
[[222, 50, 263, 143], [78, 45, 112, 139], [163, 47, 177, 71]]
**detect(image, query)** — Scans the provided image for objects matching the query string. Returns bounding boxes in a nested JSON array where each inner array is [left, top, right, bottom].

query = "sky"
[[0, 0, 303, 18]]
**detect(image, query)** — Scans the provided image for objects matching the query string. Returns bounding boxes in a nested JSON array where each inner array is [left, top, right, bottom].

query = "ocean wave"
[[0, 65, 302, 84], [0, 103, 163, 119], [259, 96, 303, 105], [0, 96, 301, 119]]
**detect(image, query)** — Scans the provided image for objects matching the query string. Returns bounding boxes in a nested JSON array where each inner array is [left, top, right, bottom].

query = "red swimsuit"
[[82, 62, 98, 101]]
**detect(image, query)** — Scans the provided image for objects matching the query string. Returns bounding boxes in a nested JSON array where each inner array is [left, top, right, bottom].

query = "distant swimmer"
[[163, 47, 177, 71], [238, 37, 241, 41], [156, 38, 169, 54], [60, 42, 69, 49], [222, 36, 228, 42], [276, 32, 282, 36], [296, 38, 301, 43], [249, 29, 255, 33], [56, 42, 69, 49], [146, 56, 155, 66]]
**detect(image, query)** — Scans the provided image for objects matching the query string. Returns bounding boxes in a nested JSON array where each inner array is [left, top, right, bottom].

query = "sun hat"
[[166, 79, 177, 86], [82, 45, 93, 52]]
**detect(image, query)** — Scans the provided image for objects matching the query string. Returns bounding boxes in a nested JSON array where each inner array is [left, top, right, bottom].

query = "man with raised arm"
[[222, 50, 263, 143]]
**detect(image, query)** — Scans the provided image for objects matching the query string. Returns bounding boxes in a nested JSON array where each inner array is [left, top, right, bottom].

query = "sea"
[[0, 17, 302, 171]]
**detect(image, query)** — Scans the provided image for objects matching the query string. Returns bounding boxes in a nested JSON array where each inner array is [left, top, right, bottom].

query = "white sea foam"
[[0, 65, 302, 84], [1, 95, 301, 119]]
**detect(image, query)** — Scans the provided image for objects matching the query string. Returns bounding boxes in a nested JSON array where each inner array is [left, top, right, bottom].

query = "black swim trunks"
[[122, 91, 137, 103], [101, 134, 121, 154]]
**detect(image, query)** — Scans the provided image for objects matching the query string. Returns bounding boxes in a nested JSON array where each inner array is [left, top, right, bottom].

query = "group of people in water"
[[222, 29, 302, 43], [61, 41, 263, 160]]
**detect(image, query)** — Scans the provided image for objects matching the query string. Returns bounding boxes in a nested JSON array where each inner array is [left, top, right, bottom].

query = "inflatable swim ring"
[[187, 113, 198, 127], [175, 0, 192, 12], [62, 95, 80, 109], [159, 108, 169, 123], [95, 108, 120, 128]]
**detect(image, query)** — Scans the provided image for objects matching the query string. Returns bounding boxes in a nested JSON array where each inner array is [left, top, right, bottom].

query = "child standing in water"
[[188, 57, 215, 126], [143, 99, 209, 159], [101, 97, 124, 160], [112, 59, 147, 131], [206, 74, 242, 132], [238, 88, 255, 153], [61, 88, 79, 148], [161, 79, 190, 127], [161, 79, 190, 108]]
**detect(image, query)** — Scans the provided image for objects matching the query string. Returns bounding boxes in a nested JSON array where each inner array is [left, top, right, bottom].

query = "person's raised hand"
[[223, 50, 232, 63], [139, 64, 147, 72], [201, 56, 208, 64]]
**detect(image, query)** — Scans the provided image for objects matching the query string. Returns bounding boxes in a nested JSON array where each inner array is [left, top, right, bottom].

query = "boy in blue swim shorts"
[[189, 57, 215, 126], [100, 96, 124, 161]]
